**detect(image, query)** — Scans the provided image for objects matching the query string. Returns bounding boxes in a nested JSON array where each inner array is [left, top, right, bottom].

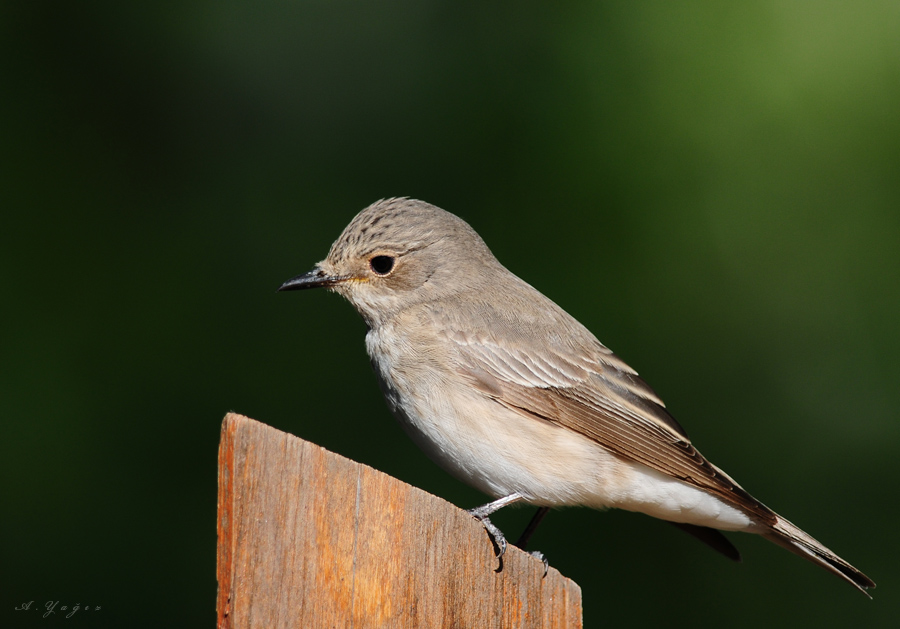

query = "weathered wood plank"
[[217, 412, 582, 628]]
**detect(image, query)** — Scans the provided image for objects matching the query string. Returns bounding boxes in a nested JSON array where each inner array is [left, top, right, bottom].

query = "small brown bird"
[[279, 197, 874, 596]]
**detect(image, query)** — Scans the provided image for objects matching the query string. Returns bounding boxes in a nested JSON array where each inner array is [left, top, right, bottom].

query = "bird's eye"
[[369, 255, 395, 276]]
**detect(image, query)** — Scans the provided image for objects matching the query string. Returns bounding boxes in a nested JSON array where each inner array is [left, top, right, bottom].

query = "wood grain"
[[217, 412, 582, 628]]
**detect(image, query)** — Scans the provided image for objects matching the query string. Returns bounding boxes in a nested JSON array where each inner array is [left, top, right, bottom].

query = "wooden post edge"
[[216, 412, 583, 628]]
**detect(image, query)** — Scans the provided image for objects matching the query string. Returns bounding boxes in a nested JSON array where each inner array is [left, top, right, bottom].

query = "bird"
[[278, 197, 874, 596]]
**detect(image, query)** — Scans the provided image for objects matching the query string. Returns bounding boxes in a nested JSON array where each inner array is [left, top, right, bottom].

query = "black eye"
[[369, 255, 395, 275]]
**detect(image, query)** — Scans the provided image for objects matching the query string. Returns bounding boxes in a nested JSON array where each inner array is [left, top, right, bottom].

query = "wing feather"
[[443, 322, 776, 525]]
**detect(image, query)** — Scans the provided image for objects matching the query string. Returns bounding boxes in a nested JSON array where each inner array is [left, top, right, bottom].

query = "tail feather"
[[762, 516, 875, 597]]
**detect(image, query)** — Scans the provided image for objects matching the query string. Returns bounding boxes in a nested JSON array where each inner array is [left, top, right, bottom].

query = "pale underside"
[[365, 299, 775, 533]]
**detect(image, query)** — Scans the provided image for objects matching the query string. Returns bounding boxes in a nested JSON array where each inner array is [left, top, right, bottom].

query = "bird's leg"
[[516, 506, 551, 576], [468, 493, 550, 575], [467, 492, 524, 559], [515, 507, 550, 550]]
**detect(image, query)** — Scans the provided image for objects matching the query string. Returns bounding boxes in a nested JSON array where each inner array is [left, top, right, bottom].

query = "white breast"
[[365, 324, 753, 532]]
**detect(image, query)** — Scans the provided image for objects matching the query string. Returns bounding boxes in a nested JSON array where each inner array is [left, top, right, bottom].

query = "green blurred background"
[[3, 1, 898, 626]]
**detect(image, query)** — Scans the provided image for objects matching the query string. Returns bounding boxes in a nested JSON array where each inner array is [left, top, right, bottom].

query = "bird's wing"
[[444, 324, 776, 526]]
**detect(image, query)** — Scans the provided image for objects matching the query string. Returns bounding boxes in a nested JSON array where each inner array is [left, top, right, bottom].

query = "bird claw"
[[468, 508, 550, 576], [530, 550, 549, 577], [468, 510, 509, 558]]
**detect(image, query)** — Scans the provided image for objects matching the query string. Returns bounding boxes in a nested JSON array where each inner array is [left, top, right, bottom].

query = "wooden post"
[[217, 413, 583, 628]]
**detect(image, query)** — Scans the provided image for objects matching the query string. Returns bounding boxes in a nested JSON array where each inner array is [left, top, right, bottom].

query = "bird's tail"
[[762, 516, 875, 597]]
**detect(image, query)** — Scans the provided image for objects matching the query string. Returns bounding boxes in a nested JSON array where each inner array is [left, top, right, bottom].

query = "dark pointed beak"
[[277, 267, 344, 291]]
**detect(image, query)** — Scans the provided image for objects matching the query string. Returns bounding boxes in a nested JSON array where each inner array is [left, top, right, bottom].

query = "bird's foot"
[[467, 493, 525, 563], [529, 550, 549, 577], [467, 509, 509, 561], [467, 505, 549, 576]]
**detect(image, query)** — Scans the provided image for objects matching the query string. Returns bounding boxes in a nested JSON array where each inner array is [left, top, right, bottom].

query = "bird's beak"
[[277, 266, 345, 291]]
